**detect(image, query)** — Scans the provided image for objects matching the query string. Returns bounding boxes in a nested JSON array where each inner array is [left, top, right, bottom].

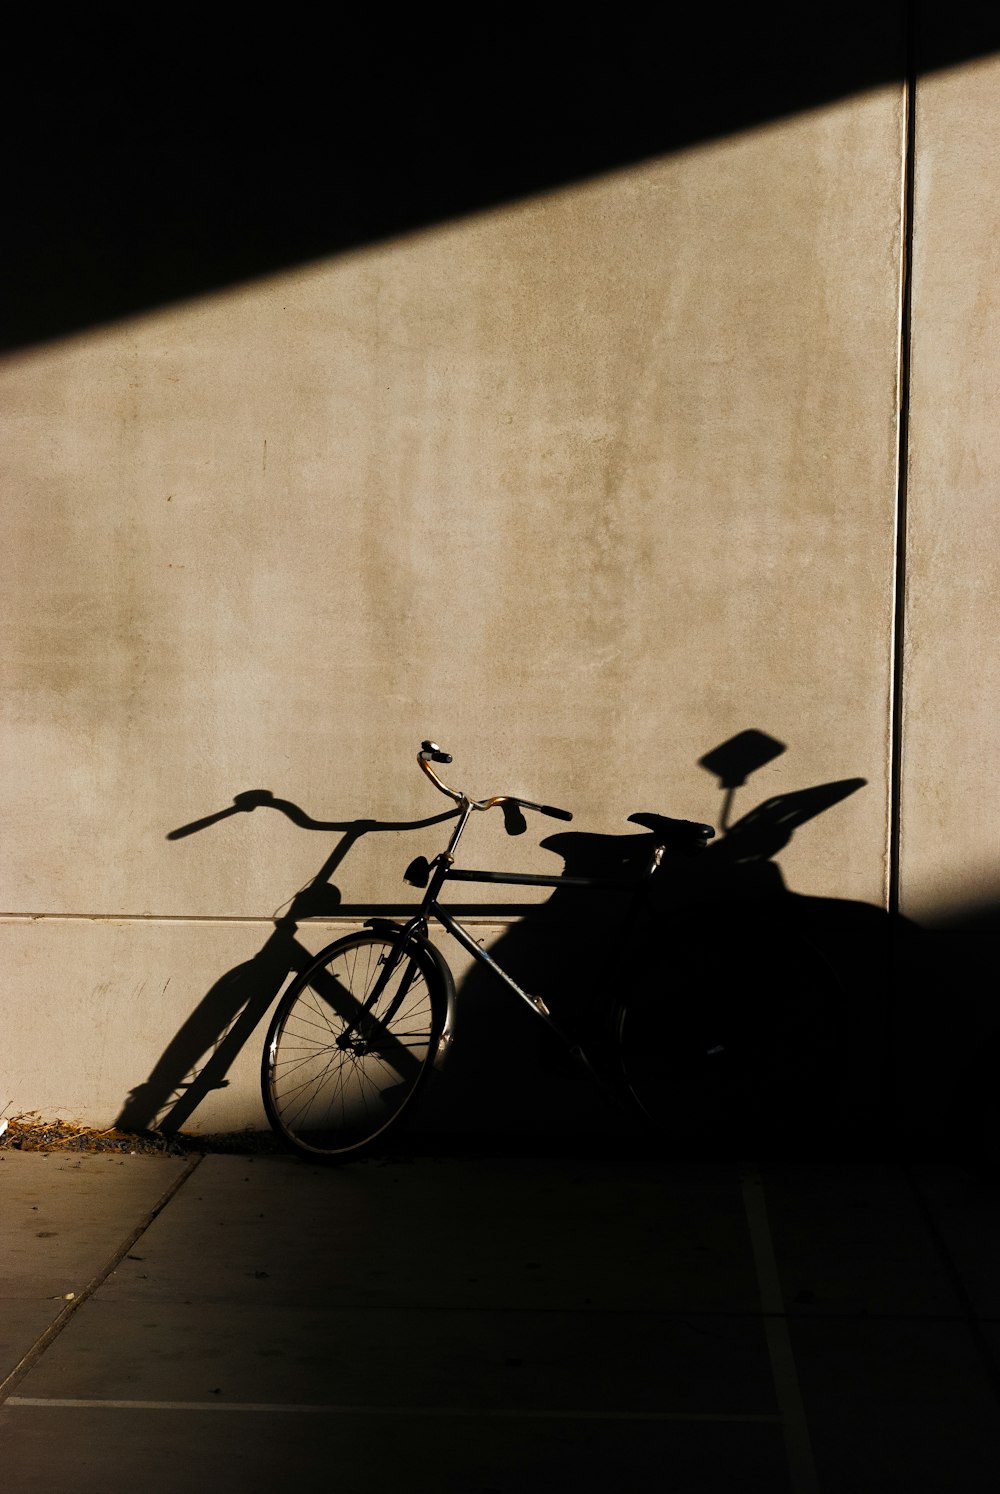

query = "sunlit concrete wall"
[[900, 52, 1000, 924], [1, 84, 907, 1130]]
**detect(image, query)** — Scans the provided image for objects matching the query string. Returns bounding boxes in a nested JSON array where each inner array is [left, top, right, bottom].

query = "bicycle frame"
[[261, 742, 716, 1160], [357, 791, 667, 1092]]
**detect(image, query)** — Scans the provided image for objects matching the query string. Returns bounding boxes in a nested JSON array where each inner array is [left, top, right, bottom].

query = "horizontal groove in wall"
[[0, 908, 538, 926]]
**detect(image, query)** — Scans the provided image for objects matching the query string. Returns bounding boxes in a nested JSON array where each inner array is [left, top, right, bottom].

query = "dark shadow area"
[[421, 739, 997, 1171], [6, 6, 1000, 351], [415, 733, 887, 1153], [121, 733, 1000, 1173]]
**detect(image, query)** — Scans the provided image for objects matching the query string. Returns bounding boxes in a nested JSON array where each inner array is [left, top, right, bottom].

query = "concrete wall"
[[7, 32, 988, 1136], [900, 50, 1000, 923]]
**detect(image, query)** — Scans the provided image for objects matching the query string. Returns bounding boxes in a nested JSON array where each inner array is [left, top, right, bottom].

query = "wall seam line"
[[0, 911, 528, 925], [889, 0, 917, 923], [882, 2, 918, 1124]]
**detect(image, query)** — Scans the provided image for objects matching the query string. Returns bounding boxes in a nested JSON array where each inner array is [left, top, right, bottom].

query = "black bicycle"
[[261, 742, 716, 1161]]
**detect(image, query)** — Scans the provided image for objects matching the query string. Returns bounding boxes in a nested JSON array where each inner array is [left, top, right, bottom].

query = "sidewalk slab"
[[0, 1403, 788, 1494], [74, 1152, 762, 1312], [791, 1314, 1000, 1491], [2, 1153, 788, 1492], [7, 1150, 776, 1413], [757, 1162, 966, 1317], [2, 1149, 999, 1492], [0, 1151, 192, 1388], [908, 1161, 1000, 1318]]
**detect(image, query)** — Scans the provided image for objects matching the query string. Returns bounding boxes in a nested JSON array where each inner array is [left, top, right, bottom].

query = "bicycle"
[[261, 741, 715, 1161]]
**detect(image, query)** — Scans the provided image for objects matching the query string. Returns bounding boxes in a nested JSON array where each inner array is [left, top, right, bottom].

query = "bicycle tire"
[[615, 916, 846, 1150], [261, 930, 445, 1161], [615, 991, 737, 1144]]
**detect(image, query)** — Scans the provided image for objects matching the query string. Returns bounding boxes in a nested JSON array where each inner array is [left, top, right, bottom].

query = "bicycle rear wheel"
[[615, 916, 845, 1151], [615, 993, 737, 1145], [262, 931, 445, 1161]]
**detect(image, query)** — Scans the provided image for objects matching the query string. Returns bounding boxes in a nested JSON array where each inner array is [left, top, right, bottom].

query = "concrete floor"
[[2, 1143, 999, 1492]]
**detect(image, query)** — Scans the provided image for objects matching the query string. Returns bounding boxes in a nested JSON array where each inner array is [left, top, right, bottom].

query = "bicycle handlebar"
[[418, 741, 573, 821]]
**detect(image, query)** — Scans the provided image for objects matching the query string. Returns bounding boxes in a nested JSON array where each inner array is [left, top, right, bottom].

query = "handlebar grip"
[[517, 798, 573, 822], [420, 740, 453, 764]]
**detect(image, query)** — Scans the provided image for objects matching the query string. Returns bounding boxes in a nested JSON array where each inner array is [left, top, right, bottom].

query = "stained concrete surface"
[[0, 1151, 192, 1386], [2, 73, 907, 1134], [2, 1146, 999, 1492]]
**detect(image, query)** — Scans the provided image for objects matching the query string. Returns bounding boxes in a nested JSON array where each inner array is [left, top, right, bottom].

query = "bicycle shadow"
[[117, 735, 998, 1164], [114, 794, 459, 1134]]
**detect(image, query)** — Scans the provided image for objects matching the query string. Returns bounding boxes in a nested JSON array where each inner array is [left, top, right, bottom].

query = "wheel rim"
[[266, 936, 439, 1156]]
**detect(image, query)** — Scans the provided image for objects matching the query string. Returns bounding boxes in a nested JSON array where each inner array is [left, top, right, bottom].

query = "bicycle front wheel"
[[262, 931, 445, 1161]]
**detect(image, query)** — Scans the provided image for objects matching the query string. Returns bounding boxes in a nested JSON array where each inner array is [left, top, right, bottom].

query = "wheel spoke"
[[263, 934, 442, 1159]]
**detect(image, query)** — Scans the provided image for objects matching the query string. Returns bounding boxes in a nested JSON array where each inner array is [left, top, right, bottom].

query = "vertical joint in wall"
[[889, 2, 917, 923]]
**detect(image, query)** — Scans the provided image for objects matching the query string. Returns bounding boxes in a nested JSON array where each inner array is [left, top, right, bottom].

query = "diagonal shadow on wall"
[[6, 6, 1000, 352]]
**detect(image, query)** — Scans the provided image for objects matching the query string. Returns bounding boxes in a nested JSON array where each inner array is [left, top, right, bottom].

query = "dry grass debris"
[[0, 1113, 281, 1157]]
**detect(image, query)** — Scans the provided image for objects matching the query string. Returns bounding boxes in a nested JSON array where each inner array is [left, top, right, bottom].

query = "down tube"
[[433, 906, 623, 1105], [432, 906, 547, 1012]]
